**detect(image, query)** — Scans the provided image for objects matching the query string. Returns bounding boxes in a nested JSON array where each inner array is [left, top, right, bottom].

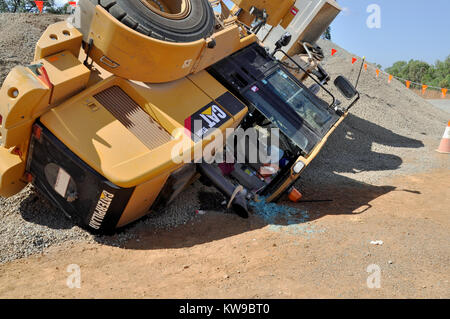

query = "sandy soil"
[[428, 100, 450, 114], [1, 164, 449, 299]]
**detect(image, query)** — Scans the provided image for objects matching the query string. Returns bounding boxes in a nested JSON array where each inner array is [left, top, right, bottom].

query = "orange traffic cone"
[[288, 187, 303, 203], [436, 121, 450, 154]]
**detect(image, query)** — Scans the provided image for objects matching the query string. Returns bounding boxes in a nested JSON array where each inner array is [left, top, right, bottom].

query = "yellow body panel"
[[0, 48, 90, 197], [280, 5, 297, 29], [86, 6, 256, 83], [0, 148, 26, 197], [0, 65, 50, 196], [0, 66, 50, 150], [130, 78, 214, 130], [192, 25, 255, 72], [40, 77, 176, 188], [187, 69, 228, 98], [34, 21, 83, 60], [40, 72, 247, 189], [38, 51, 90, 105], [117, 172, 170, 228]]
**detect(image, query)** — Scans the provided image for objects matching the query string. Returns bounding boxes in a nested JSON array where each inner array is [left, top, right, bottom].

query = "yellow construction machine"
[[0, 0, 359, 233]]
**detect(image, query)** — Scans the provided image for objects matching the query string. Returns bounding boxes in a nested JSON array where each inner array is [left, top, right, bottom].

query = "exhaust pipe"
[[197, 163, 249, 218]]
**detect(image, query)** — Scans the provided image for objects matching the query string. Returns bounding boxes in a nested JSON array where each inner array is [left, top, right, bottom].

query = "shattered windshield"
[[244, 89, 319, 153], [243, 68, 338, 154], [262, 69, 333, 133]]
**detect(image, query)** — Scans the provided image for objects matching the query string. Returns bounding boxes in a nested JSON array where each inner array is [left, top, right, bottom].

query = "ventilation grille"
[[94, 86, 172, 150]]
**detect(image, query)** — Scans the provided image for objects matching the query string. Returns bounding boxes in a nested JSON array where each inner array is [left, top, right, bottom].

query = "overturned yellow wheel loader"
[[0, 0, 359, 233]]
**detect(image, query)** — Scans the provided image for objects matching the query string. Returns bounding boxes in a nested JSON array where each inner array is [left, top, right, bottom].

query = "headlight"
[[293, 161, 305, 174]]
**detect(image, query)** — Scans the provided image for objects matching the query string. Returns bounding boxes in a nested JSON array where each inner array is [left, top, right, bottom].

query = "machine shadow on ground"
[[18, 189, 76, 230], [304, 113, 425, 176], [114, 176, 401, 251], [17, 114, 424, 249]]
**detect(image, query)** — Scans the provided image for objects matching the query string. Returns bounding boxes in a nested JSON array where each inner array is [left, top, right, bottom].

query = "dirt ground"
[[428, 100, 450, 114], [1, 163, 448, 298]]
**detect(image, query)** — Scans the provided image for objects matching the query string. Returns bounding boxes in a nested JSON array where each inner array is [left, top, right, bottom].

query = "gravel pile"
[[0, 14, 448, 264], [0, 13, 67, 82], [299, 39, 449, 187], [0, 186, 93, 263]]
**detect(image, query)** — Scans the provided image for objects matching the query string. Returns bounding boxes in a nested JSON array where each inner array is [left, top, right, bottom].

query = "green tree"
[[439, 75, 450, 89], [386, 61, 407, 77], [386, 56, 450, 89], [0, 0, 8, 12]]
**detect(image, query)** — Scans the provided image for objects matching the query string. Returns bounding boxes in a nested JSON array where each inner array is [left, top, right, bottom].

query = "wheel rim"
[[140, 0, 192, 20]]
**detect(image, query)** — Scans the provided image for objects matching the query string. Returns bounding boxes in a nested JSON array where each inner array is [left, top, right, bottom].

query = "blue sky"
[[330, 0, 450, 69], [221, 0, 450, 69]]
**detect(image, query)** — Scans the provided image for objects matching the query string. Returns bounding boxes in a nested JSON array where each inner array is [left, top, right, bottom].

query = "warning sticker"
[[184, 102, 230, 142], [54, 167, 71, 198]]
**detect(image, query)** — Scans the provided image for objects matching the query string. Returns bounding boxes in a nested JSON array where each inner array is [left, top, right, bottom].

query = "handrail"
[[274, 48, 336, 109], [275, 48, 360, 113]]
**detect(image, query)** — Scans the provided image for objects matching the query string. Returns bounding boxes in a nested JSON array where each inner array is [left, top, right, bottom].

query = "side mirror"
[[272, 33, 292, 55], [277, 32, 292, 47], [334, 76, 358, 99]]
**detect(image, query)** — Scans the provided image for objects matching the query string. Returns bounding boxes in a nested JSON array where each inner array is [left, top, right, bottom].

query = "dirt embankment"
[[0, 13, 67, 83], [298, 39, 449, 188]]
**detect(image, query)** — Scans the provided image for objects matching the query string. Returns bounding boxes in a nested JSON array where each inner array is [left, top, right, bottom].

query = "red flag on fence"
[[68, 1, 77, 7], [376, 69, 380, 77], [422, 85, 428, 95], [442, 88, 448, 98], [34, 1, 44, 13], [406, 80, 411, 88], [388, 74, 393, 83], [364, 63, 367, 71], [331, 49, 337, 56], [352, 57, 357, 64]]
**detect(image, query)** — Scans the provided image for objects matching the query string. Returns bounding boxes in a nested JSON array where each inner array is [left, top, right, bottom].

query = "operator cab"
[[209, 43, 340, 156], [207, 43, 357, 201]]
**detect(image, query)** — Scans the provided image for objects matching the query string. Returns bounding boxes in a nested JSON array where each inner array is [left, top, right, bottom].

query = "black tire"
[[91, 0, 215, 42]]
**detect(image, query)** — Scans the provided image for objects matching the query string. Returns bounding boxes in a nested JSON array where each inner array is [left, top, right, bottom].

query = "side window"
[[243, 89, 311, 153], [263, 69, 333, 134]]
